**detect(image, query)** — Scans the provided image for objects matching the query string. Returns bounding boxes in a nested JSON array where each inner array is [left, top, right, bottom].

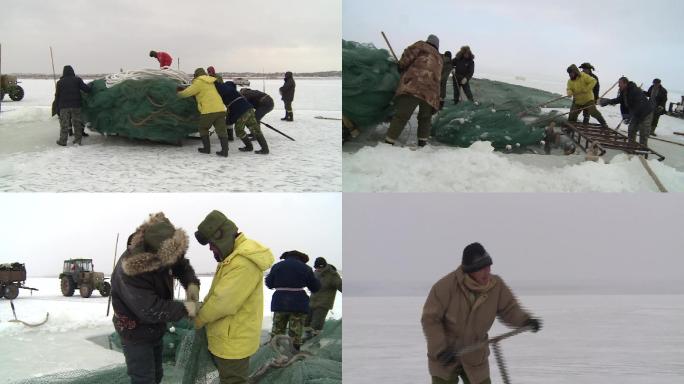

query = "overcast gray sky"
[[0, 193, 341, 276], [0, 0, 341, 74], [344, 193, 683, 296], [343, 0, 684, 94]]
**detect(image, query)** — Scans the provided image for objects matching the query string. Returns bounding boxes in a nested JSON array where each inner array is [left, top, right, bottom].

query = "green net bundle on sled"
[[80, 69, 200, 145], [16, 318, 342, 384], [342, 39, 572, 149]]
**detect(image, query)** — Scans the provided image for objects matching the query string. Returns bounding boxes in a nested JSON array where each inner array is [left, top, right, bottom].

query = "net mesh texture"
[[342, 40, 572, 149], [15, 318, 341, 384], [81, 70, 200, 145]]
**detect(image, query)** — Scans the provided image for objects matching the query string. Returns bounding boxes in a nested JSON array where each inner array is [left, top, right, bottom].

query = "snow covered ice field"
[[343, 74, 684, 192], [344, 295, 684, 384], [0, 78, 341, 192], [0, 276, 342, 383]]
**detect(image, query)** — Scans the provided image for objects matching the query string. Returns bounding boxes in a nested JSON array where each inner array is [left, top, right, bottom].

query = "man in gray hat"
[[384, 34, 443, 147], [422, 242, 541, 384]]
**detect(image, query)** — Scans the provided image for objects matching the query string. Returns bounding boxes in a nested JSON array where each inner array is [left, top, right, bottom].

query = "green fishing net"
[[15, 319, 342, 384], [433, 79, 571, 149], [342, 39, 573, 149], [82, 77, 199, 145], [342, 40, 400, 127]]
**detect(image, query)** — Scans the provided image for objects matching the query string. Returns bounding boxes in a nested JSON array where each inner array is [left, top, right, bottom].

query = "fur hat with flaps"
[[122, 212, 189, 276], [195, 210, 238, 260], [456, 45, 474, 59], [280, 250, 309, 263]]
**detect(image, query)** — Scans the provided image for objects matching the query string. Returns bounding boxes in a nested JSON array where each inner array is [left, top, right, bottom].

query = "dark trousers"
[[432, 366, 491, 384], [305, 307, 329, 331], [629, 112, 653, 146], [385, 94, 433, 142], [255, 97, 274, 122], [212, 354, 250, 384], [284, 100, 293, 113], [122, 338, 163, 384], [452, 76, 474, 103]]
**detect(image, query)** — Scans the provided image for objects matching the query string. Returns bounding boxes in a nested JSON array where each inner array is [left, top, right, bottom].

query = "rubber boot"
[[286, 111, 294, 121], [216, 136, 228, 157], [418, 139, 428, 147], [281, 113, 288, 121], [239, 137, 254, 152], [254, 132, 270, 154], [197, 135, 211, 154], [227, 127, 234, 141]]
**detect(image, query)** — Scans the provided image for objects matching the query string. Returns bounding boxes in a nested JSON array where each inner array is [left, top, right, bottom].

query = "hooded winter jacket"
[[395, 40, 443, 111], [279, 72, 296, 102], [607, 82, 654, 123], [645, 84, 668, 110], [215, 81, 253, 125], [266, 256, 321, 314], [195, 233, 275, 360], [178, 75, 225, 115], [309, 264, 342, 310], [111, 213, 199, 344], [452, 48, 475, 80], [421, 266, 531, 383], [566, 67, 597, 105], [53, 65, 91, 114]]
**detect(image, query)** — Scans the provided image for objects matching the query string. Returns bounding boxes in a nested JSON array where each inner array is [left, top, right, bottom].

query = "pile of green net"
[[434, 79, 571, 149], [342, 40, 400, 127], [342, 39, 574, 149], [82, 78, 199, 145], [16, 318, 342, 384]]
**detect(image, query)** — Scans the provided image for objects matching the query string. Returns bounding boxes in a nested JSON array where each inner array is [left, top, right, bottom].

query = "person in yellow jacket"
[[193, 210, 275, 384], [178, 68, 229, 156], [566, 64, 609, 128]]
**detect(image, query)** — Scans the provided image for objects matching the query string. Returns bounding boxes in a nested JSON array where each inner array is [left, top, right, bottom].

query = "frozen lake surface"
[[344, 295, 684, 383], [0, 78, 341, 192], [0, 276, 341, 383]]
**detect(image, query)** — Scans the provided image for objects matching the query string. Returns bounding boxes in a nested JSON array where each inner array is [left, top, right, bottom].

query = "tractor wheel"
[[80, 284, 93, 298], [9, 86, 24, 101], [61, 276, 75, 297], [4, 284, 19, 300], [99, 282, 111, 297]]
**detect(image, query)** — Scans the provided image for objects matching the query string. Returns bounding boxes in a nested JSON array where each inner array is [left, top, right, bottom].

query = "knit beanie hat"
[[426, 34, 440, 50], [461, 242, 493, 273], [314, 257, 327, 269]]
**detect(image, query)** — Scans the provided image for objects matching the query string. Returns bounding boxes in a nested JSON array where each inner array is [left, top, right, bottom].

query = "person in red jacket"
[[149, 50, 172, 68]]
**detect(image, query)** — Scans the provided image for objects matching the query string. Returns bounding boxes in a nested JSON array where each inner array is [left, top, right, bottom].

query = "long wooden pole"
[[49, 46, 56, 85], [531, 80, 620, 126], [106, 233, 119, 317], [381, 31, 399, 61]]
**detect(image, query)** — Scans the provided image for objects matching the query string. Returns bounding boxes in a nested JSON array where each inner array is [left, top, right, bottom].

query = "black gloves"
[[436, 348, 457, 366], [525, 318, 542, 333]]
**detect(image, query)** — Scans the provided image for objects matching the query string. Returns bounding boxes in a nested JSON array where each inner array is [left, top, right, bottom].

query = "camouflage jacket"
[[395, 41, 443, 111]]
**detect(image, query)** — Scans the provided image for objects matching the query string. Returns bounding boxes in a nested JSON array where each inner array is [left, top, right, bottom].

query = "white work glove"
[[460, 78, 468, 85], [186, 283, 200, 302], [183, 301, 199, 318]]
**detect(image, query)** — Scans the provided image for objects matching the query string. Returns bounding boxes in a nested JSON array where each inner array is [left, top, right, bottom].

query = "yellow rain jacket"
[[178, 75, 225, 114], [567, 72, 598, 105], [195, 234, 275, 359]]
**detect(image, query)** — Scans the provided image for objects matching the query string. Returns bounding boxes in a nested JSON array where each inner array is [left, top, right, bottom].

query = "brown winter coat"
[[421, 267, 531, 383], [395, 40, 443, 111]]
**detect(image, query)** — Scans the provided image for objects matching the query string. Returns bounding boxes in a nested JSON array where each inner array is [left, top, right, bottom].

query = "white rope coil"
[[105, 68, 192, 88]]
